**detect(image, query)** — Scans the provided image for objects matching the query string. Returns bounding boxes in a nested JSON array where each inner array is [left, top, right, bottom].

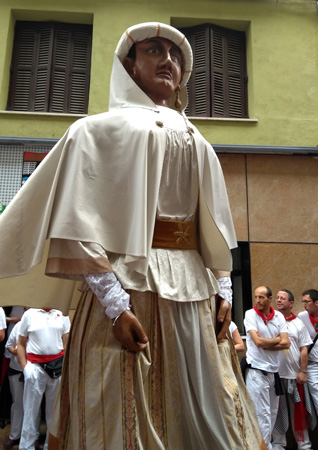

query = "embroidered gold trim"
[[152, 219, 197, 250], [174, 223, 191, 245]]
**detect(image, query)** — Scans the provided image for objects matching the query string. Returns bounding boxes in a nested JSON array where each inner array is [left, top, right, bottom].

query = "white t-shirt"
[[298, 311, 318, 363], [0, 307, 7, 330], [5, 322, 22, 372], [19, 308, 70, 355], [277, 317, 312, 378], [229, 321, 237, 336], [244, 308, 288, 372]]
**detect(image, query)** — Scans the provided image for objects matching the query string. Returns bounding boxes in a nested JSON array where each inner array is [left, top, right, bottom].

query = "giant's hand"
[[216, 298, 231, 343], [113, 310, 148, 352]]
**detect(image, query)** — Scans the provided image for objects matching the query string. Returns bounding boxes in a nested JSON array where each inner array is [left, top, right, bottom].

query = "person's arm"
[[17, 335, 28, 370], [269, 332, 290, 350], [6, 316, 21, 325], [248, 330, 282, 349], [7, 345, 18, 357], [212, 271, 233, 343], [232, 328, 245, 352], [0, 308, 7, 342], [6, 324, 18, 354], [62, 333, 69, 350], [296, 345, 308, 384], [215, 299, 232, 343]]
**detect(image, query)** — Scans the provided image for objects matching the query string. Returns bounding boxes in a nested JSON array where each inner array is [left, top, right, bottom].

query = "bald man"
[[244, 286, 289, 450]]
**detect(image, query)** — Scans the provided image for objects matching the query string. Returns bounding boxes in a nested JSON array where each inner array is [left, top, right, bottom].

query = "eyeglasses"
[[301, 300, 313, 304]]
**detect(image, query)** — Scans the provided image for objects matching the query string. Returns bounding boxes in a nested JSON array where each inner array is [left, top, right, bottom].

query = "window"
[[7, 21, 92, 114], [180, 23, 248, 118]]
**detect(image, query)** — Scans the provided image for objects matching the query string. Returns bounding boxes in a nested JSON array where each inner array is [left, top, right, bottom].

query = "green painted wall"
[[0, 0, 317, 147]]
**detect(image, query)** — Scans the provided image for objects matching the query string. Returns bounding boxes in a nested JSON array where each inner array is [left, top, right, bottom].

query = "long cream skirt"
[[49, 289, 265, 450]]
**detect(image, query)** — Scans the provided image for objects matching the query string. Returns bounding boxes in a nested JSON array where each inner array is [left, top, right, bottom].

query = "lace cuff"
[[85, 273, 130, 320], [218, 276, 232, 306]]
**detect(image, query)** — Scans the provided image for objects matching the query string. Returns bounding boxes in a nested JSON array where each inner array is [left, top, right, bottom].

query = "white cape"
[[0, 55, 236, 314]]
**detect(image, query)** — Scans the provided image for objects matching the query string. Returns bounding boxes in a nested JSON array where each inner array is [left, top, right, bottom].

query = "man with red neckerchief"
[[272, 289, 313, 450], [298, 289, 318, 418], [244, 285, 290, 450]]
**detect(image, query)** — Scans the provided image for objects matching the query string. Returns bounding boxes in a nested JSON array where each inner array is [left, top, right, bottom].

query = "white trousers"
[[19, 364, 60, 450], [307, 362, 318, 414], [272, 379, 312, 450], [8, 373, 24, 440], [246, 368, 279, 450]]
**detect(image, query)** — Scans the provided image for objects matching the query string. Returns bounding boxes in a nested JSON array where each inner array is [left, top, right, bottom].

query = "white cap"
[[115, 22, 193, 88]]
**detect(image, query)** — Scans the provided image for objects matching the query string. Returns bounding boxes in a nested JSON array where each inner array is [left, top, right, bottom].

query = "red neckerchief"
[[42, 308, 51, 312], [286, 313, 297, 322], [253, 306, 275, 325], [309, 314, 318, 333]]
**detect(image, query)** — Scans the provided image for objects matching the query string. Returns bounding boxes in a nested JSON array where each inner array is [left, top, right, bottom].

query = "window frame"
[[180, 23, 248, 119], [7, 20, 92, 114]]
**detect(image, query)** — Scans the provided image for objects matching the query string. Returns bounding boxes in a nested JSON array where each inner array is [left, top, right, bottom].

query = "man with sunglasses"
[[298, 289, 318, 415]]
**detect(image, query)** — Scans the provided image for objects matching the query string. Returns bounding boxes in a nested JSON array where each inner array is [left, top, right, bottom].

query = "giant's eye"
[[171, 54, 181, 64], [170, 50, 182, 65], [147, 47, 160, 54]]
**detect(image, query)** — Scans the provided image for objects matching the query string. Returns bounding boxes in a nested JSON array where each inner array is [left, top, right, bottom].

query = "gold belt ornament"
[[152, 219, 197, 250]]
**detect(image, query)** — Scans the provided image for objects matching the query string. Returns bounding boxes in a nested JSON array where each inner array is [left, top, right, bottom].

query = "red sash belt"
[[27, 350, 64, 364]]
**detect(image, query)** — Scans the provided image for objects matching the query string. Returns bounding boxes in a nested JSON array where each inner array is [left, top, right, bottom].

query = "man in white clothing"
[[4, 320, 24, 449], [17, 308, 70, 450], [4, 318, 41, 450], [244, 285, 289, 450], [272, 289, 313, 450], [298, 289, 318, 416]]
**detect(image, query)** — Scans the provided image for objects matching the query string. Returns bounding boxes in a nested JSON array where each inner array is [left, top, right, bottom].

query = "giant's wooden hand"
[[113, 310, 148, 352]]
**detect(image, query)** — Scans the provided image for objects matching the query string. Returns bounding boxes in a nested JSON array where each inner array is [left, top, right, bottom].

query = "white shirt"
[[277, 316, 312, 378], [298, 311, 318, 363], [244, 308, 288, 372], [0, 307, 6, 330], [229, 321, 237, 336], [19, 308, 70, 355]]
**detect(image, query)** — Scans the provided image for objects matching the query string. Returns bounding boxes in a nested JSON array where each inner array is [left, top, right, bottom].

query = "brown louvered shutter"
[[7, 21, 92, 114], [183, 25, 211, 117], [50, 24, 71, 112], [7, 22, 53, 111], [179, 23, 248, 118], [211, 25, 248, 118], [50, 24, 91, 114], [34, 24, 54, 111], [69, 26, 92, 114]]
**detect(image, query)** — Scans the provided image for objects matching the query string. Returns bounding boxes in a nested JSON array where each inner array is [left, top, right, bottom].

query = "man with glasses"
[[298, 289, 318, 414], [272, 289, 313, 450]]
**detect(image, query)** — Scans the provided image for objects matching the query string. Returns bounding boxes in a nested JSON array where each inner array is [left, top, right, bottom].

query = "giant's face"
[[125, 37, 182, 106]]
